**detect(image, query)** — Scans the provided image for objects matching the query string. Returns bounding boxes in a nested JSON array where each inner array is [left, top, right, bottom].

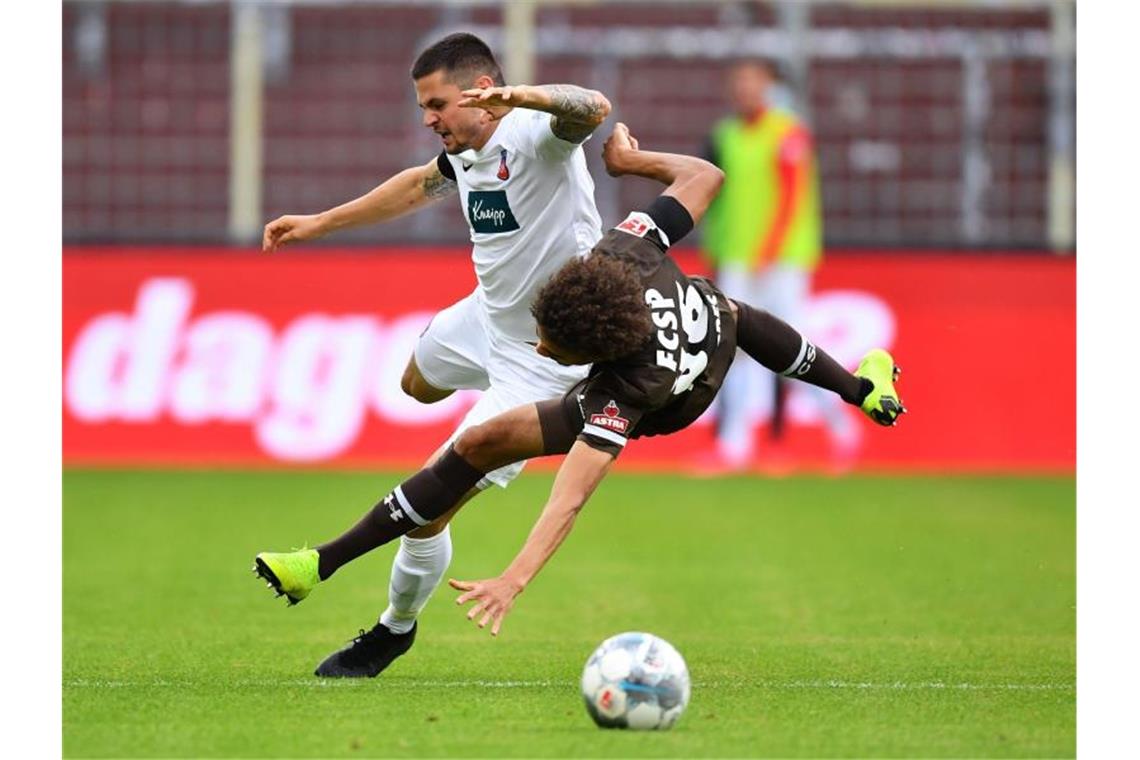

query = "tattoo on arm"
[[422, 163, 458, 201], [542, 84, 611, 143]]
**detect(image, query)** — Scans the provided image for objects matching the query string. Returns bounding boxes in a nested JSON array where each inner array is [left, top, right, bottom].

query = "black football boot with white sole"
[[314, 622, 417, 678]]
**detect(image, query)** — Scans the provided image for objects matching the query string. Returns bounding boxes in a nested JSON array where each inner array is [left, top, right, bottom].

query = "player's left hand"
[[602, 122, 640, 176], [449, 576, 524, 637], [458, 86, 525, 120]]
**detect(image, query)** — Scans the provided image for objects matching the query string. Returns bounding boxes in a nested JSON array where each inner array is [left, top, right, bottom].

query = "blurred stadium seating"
[[62, 0, 1073, 250], [61, 1, 1075, 472]]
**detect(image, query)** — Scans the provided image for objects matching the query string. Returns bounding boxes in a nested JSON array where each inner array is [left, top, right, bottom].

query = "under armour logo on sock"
[[384, 493, 404, 522]]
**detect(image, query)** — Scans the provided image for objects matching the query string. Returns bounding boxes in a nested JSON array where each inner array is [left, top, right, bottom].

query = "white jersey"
[[440, 107, 603, 342]]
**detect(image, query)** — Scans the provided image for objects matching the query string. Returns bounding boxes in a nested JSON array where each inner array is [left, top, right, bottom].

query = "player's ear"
[[472, 73, 495, 91]]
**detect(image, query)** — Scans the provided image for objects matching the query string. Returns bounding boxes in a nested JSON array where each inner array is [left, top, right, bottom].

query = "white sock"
[[379, 528, 453, 634]]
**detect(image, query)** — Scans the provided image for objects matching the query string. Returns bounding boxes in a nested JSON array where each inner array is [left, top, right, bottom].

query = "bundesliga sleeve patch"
[[614, 212, 656, 239]]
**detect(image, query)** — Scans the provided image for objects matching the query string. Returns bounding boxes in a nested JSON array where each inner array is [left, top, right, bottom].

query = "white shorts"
[[414, 290, 588, 488]]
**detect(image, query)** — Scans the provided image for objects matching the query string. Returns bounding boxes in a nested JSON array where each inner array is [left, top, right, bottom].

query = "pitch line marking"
[[65, 678, 1074, 692], [755, 679, 1074, 692]]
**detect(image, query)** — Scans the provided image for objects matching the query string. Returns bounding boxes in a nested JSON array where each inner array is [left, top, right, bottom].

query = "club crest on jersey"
[[615, 212, 654, 238], [589, 399, 629, 434], [497, 148, 510, 180]]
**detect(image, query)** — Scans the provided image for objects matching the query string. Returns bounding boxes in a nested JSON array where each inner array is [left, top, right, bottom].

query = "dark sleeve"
[[436, 151, 456, 181], [576, 388, 646, 458], [644, 195, 695, 248]]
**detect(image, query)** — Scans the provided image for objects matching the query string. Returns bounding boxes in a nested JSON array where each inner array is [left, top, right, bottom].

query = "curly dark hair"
[[531, 254, 653, 362]]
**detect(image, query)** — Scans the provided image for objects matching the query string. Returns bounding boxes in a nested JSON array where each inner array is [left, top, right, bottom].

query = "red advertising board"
[[63, 247, 1074, 473]]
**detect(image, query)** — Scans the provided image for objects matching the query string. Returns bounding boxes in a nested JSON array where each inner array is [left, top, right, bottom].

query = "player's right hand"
[[602, 122, 639, 177], [262, 214, 324, 252], [457, 85, 520, 122]]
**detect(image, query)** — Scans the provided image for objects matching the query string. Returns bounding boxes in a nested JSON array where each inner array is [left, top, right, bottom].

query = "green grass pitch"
[[64, 469, 1074, 758]]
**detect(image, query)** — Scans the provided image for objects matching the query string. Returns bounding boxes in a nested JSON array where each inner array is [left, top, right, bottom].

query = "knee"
[[401, 362, 447, 403], [453, 420, 509, 470], [400, 365, 420, 399], [408, 516, 453, 539], [453, 423, 491, 463]]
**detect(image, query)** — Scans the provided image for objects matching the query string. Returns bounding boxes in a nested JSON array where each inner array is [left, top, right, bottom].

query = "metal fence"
[[62, 0, 1075, 250]]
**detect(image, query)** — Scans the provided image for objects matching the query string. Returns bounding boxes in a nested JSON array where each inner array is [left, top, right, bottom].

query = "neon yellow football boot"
[[253, 548, 320, 606], [855, 348, 907, 426]]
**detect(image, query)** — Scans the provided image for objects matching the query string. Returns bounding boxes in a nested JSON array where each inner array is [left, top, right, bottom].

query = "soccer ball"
[[580, 631, 691, 730]]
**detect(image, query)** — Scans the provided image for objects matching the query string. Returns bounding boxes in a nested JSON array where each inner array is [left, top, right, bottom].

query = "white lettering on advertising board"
[[65, 278, 896, 461], [65, 278, 475, 461]]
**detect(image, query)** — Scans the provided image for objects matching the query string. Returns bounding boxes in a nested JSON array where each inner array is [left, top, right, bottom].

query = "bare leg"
[[316, 404, 551, 580], [401, 355, 455, 404]]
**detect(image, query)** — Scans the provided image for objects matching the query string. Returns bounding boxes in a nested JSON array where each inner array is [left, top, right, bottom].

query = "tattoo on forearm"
[[543, 84, 610, 143], [422, 164, 458, 200]]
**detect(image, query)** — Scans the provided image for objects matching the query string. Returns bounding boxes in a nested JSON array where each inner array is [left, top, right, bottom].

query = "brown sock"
[[733, 300, 870, 405], [316, 447, 484, 579]]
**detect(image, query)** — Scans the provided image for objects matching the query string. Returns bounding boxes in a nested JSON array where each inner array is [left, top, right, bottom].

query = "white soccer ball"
[[580, 631, 691, 730]]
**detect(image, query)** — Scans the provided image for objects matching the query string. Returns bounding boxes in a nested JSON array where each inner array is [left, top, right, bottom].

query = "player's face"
[[414, 70, 491, 154], [728, 63, 771, 118], [533, 328, 592, 367]]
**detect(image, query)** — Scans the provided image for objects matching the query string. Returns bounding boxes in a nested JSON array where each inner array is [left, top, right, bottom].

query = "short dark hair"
[[411, 33, 505, 87], [531, 254, 653, 362]]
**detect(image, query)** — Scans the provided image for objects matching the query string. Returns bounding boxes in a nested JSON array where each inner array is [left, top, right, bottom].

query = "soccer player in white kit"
[[260, 33, 610, 676]]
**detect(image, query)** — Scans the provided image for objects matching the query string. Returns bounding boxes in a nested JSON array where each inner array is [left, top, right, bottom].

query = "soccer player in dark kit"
[[254, 123, 906, 670]]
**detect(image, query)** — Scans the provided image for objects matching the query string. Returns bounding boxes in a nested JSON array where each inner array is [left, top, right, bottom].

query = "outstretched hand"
[[602, 122, 640, 176], [449, 576, 524, 637], [458, 86, 524, 121], [262, 214, 323, 252]]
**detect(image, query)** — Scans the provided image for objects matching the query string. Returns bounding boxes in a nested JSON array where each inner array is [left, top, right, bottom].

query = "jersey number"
[[645, 283, 710, 395]]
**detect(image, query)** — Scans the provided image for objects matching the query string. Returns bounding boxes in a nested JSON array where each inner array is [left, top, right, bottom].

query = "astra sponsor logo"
[[588, 399, 629, 434], [64, 278, 475, 461]]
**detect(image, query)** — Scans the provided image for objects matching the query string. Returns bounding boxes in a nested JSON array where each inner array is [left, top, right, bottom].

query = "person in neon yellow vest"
[[701, 60, 859, 469]]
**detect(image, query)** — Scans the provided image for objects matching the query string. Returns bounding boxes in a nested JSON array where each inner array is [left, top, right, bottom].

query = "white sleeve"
[[514, 109, 583, 162]]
